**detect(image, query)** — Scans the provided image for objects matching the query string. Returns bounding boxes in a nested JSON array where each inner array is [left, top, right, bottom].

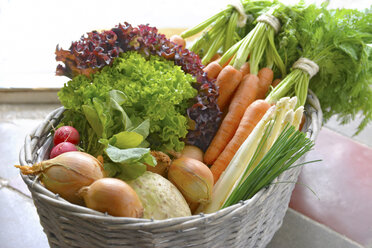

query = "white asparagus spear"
[[198, 105, 276, 213], [293, 106, 305, 130]]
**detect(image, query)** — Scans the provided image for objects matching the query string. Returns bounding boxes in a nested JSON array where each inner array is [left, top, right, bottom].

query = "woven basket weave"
[[19, 91, 322, 248]]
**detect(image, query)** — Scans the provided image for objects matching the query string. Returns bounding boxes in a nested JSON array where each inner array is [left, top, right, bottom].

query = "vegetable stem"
[[224, 11, 239, 52], [201, 30, 225, 65], [266, 69, 309, 107], [219, 39, 244, 66], [181, 8, 229, 38], [218, 10, 285, 75]]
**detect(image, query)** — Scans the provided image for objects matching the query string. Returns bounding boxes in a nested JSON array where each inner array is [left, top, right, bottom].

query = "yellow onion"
[[79, 178, 143, 218], [168, 157, 214, 204], [16, 151, 105, 205], [180, 145, 204, 162]]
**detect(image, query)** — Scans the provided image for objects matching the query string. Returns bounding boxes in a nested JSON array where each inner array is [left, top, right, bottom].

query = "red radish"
[[53, 126, 80, 145], [50, 142, 78, 158]]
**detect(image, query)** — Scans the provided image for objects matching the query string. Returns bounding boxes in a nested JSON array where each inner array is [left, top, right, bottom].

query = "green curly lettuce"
[[58, 51, 197, 152]]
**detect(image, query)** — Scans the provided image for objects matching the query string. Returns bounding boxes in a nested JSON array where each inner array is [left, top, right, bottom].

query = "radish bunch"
[[50, 126, 80, 158]]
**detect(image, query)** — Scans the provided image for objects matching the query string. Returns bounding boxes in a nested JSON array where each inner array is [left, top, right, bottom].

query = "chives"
[[222, 124, 315, 208]]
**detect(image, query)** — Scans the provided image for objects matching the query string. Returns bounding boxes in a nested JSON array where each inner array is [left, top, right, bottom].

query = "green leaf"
[[82, 104, 103, 137], [128, 119, 150, 139], [138, 140, 150, 148], [141, 151, 157, 166], [105, 145, 154, 165], [92, 98, 109, 139], [109, 92, 132, 131], [116, 161, 147, 181], [103, 162, 121, 177], [104, 144, 156, 180], [109, 131, 144, 149], [98, 138, 109, 147], [337, 42, 359, 61], [109, 89, 127, 105]]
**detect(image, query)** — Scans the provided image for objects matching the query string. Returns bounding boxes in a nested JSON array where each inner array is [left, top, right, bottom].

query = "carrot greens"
[[181, 0, 274, 65], [268, 4, 372, 133], [219, 6, 287, 76]]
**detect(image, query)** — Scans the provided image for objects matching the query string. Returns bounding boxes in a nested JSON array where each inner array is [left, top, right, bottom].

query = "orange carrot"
[[299, 114, 306, 131], [256, 67, 274, 99], [210, 99, 271, 182], [272, 78, 281, 88], [210, 53, 221, 63], [215, 65, 243, 111], [203, 61, 222, 80], [218, 55, 234, 68], [170, 35, 186, 48], [204, 74, 259, 165], [239, 62, 250, 77]]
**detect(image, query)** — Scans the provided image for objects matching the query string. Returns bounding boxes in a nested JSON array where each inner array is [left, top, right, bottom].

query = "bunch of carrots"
[[204, 61, 277, 182], [166, 0, 372, 214], [171, 34, 282, 183]]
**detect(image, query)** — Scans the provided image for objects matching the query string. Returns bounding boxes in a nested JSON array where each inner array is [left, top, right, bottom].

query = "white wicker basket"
[[19, 91, 322, 248]]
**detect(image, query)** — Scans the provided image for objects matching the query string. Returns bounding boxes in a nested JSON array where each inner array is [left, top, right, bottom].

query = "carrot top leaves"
[[275, 4, 372, 134]]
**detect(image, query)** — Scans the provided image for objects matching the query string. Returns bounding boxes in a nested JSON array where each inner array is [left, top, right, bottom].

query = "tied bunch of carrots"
[[171, 34, 282, 183], [203, 61, 277, 182], [169, 0, 371, 211], [175, 5, 291, 183]]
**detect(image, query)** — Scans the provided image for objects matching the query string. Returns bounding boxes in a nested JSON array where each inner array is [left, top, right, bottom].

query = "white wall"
[[0, 0, 369, 88]]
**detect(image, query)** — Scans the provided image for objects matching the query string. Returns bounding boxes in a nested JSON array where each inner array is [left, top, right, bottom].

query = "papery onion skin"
[[16, 151, 105, 205], [168, 157, 214, 204], [181, 145, 204, 162], [79, 178, 144, 218]]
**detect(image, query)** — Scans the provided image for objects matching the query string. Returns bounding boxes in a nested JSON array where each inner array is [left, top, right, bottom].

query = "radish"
[[50, 142, 78, 158], [54, 126, 80, 145]]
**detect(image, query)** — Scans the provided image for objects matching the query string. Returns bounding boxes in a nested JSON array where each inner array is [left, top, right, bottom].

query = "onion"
[[181, 145, 204, 162], [16, 151, 105, 205], [79, 178, 144, 218], [168, 157, 214, 204]]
